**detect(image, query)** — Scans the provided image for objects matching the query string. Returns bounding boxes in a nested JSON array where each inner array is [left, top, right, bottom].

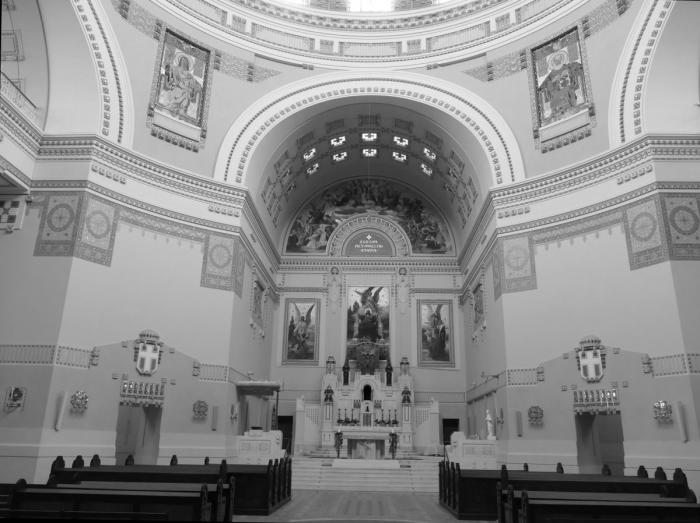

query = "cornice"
[[278, 258, 460, 272], [34, 135, 248, 205], [495, 181, 700, 236], [150, 0, 589, 68], [31, 180, 242, 234], [490, 134, 700, 207], [241, 196, 282, 271]]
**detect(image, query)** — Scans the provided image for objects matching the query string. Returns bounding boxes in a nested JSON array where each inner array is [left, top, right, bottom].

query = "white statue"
[[485, 409, 495, 440]]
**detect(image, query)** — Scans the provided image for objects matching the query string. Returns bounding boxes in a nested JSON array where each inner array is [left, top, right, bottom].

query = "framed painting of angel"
[[283, 298, 320, 365], [418, 300, 454, 367]]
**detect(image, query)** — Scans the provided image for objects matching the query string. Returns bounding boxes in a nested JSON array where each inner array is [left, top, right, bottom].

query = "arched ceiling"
[[245, 97, 489, 255]]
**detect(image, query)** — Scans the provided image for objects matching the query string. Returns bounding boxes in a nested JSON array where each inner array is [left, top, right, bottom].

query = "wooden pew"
[[53, 480, 230, 522], [516, 489, 700, 523], [8, 479, 211, 521], [503, 485, 699, 523], [0, 508, 169, 519], [50, 455, 291, 516], [494, 467, 692, 523], [439, 465, 689, 520]]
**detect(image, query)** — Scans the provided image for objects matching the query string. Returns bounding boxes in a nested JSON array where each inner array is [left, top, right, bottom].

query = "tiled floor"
[[233, 490, 493, 523]]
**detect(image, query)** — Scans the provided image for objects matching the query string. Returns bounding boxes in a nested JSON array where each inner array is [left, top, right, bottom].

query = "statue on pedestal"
[[486, 409, 496, 440]]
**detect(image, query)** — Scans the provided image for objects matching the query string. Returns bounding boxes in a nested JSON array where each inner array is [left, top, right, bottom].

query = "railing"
[[573, 388, 619, 414], [1, 72, 42, 128]]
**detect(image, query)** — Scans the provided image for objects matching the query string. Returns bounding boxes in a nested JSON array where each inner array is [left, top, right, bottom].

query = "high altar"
[[293, 340, 440, 458]]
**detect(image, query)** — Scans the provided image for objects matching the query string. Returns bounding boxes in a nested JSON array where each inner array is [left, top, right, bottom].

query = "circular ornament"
[[86, 210, 111, 239], [209, 244, 232, 269], [669, 206, 699, 236], [505, 245, 529, 271], [630, 211, 657, 242], [47, 204, 75, 233]]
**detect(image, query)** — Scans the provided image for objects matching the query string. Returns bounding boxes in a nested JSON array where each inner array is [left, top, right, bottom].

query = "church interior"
[[1, 0, 699, 519]]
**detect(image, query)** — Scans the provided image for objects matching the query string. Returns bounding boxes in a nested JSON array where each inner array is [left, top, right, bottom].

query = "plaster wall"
[[0, 205, 72, 344], [56, 219, 234, 361], [503, 223, 683, 368]]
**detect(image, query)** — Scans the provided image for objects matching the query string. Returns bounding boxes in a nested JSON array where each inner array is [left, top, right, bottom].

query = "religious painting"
[[285, 179, 452, 255], [347, 286, 390, 344], [532, 28, 588, 128], [283, 299, 319, 364], [418, 300, 454, 367], [154, 30, 209, 127]]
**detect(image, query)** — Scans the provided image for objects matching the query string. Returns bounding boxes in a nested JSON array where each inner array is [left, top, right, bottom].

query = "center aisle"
[[233, 490, 494, 523]]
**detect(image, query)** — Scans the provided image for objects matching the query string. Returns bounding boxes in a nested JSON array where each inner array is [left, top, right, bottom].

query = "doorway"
[[115, 404, 162, 465], [575, 412, 625, 474], [277, 415, 293, 454], [442, 418, 460, 446]]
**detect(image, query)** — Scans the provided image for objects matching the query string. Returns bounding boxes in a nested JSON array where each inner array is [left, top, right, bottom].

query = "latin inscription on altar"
[[344, 231, 393, 256]]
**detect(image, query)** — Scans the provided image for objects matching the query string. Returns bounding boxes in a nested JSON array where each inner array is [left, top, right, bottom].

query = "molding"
[[145, 0, 594, 69], [611, 0, 673, 145], [490, 134, 700, 207], [71, 0, 134, 146], [219, 73, 524, 187]]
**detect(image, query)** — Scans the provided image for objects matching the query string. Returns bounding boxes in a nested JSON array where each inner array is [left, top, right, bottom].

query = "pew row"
[[438, 462, 692, 521], [514, 489, 700, 523], [6, 479, 211, 521], [49, 456, 291, 516]]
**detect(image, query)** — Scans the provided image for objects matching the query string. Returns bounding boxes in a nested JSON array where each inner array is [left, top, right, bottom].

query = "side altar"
[[293, 341, 440, 457]]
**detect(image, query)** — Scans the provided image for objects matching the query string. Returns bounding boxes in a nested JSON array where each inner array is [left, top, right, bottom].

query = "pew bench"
[[438, 464, 689, 520], [502, 488, 699, 523], [54, 480, 230, 522], [50, 456, 291, 516], [516, 490, 700, 523], [0, 508, 169, 520], [8, 484, 211, 521]]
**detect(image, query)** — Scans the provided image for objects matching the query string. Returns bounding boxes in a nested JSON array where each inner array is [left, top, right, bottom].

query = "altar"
[[342, 430, 391, 459], [292, 346, 441, 457]]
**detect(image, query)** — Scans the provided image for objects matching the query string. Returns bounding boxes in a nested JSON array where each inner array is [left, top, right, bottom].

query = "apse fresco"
[[285, 179, 453, 254], [532, 28, 588, 127], [155, 31, 209, 126]]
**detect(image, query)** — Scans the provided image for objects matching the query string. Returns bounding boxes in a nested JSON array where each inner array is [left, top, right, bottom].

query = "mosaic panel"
[[624, 196, 668, 270], [201, 233, 236, 291], [34, 193, 83, 257], [528, 26, 595, 152], [662, 194, 700, 260], [0, 198, 24, 230], [75, 195, 118, 266], [501, 235, 537, 293], [491, 247, 503, 300], [147, 29, 212, 151], [232, 236, 246, 297]]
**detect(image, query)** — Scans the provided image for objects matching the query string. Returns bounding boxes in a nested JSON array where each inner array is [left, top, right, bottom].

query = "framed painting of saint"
[[528, 26, 594, 151], [418, 300, 454, 367], [155, 30, 209, 126], [283, 299, 320, 365], [346, 286, 390, 344]]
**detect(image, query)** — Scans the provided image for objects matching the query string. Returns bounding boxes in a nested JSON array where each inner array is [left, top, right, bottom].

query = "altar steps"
[[291, 457, 440, 492]]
